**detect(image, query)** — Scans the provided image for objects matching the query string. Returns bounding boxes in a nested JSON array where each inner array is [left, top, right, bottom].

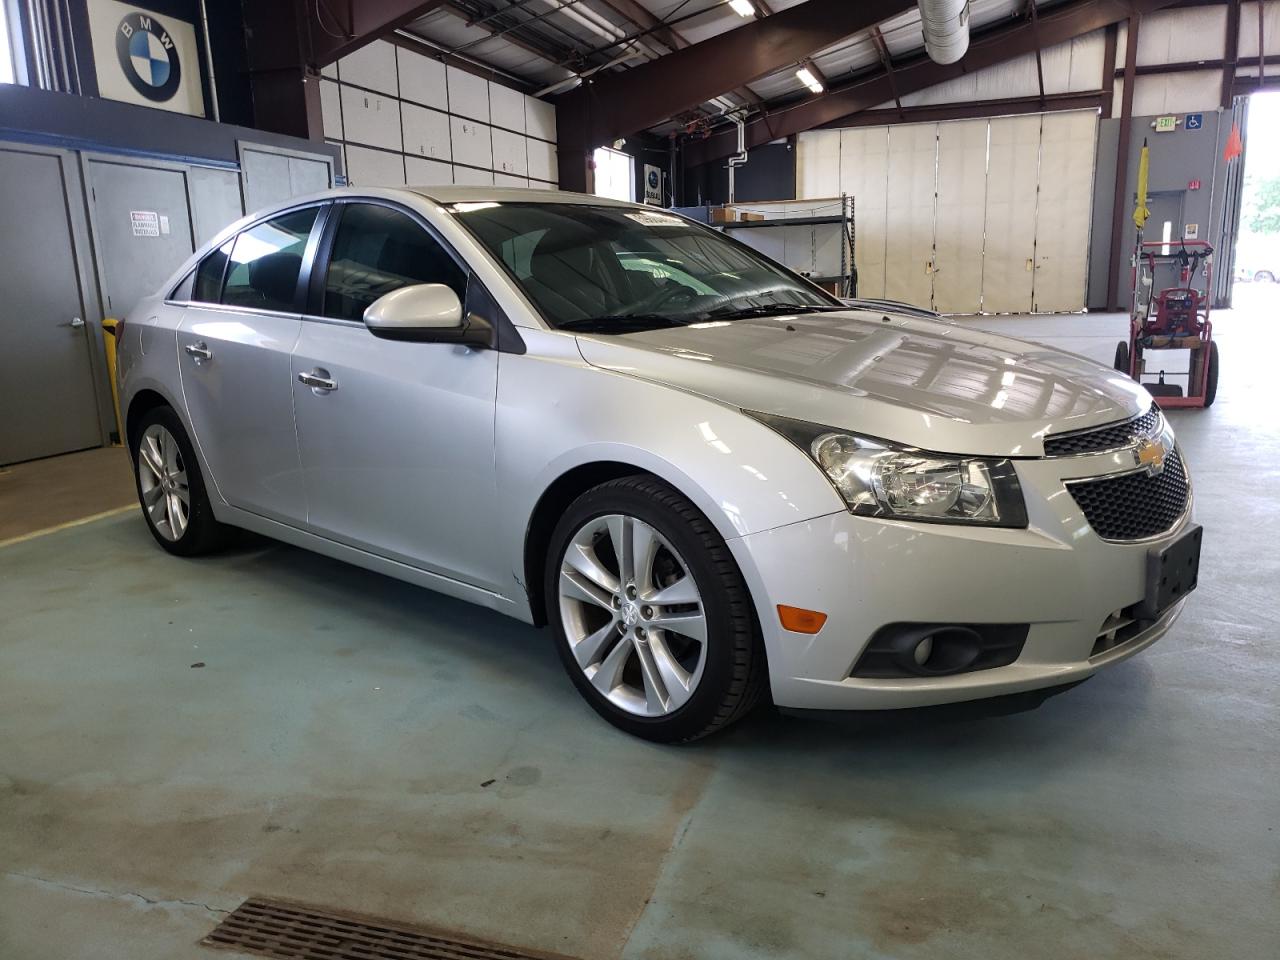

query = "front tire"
[[130, 406, 228, 556], [1203, 340, 1219, 407], [545, 475, 765, 742], [1114, 340, 1131, 376]]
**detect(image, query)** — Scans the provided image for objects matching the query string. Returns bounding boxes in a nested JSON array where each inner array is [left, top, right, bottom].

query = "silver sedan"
[[117, 187, 1200, 741]]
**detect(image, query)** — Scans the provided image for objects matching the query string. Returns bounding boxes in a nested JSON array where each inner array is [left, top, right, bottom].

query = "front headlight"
[[750, 413, 1028, 528]]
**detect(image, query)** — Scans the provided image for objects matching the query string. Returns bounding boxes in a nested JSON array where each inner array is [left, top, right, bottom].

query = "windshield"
[[451, 202, 841, 332]]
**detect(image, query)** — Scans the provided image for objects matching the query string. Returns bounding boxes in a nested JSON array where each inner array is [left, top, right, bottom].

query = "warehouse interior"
[[1, 1, 1278, 958]]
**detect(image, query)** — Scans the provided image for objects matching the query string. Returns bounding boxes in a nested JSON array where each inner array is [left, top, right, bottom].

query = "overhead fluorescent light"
[[728, 0, 756, 16], [796, 67, 824, 94]]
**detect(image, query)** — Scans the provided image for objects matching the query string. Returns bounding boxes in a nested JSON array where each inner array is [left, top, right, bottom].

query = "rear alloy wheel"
[[547, 476, 765, 742], [131, 407, 228, 556]]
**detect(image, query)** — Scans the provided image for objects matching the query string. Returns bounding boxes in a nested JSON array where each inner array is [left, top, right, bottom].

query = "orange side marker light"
[[777, 605, 828, 635]]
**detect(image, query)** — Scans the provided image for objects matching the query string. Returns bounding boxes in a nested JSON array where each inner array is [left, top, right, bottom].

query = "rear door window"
[[221, 207, 319, 312]]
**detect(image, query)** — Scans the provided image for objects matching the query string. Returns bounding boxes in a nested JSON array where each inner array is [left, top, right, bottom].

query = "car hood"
[[574, 309, 1151, 457]]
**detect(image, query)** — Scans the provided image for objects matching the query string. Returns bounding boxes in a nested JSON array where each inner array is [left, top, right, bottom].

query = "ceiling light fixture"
[[796, 67, 824, 94], [729, 0, 756, 16]]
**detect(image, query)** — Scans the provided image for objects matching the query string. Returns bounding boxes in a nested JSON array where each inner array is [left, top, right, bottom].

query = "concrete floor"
[[1, 296, 1278, 960], [0, 445, 134, 543]]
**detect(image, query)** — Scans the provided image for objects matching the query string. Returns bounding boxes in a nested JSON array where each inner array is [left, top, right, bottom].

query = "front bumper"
[[728, 450, 1194, 711]]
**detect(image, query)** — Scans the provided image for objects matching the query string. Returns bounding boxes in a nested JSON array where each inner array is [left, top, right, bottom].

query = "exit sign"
[[1155, 115, 1178, 132]]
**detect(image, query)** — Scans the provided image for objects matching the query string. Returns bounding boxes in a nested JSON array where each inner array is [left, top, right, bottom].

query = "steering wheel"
[[635, 281, 700, 313]]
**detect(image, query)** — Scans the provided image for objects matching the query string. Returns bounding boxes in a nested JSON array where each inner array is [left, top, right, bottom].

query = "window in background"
[[592, 147, 634, 203], [0, 0, 17, 84]]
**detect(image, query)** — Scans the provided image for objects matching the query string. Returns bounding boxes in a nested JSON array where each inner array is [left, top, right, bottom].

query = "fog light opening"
[[891, 626, 983, 676]]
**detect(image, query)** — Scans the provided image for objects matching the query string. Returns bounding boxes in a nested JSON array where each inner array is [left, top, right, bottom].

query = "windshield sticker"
[[625, 211, 684, 227]]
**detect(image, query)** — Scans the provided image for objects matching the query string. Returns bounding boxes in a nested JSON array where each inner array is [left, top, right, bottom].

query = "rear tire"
[[545, 475, 766, 742], [1113, 340, 1130, 375], [1203, 340, 1219, 407], [130, 406, 229, 556]]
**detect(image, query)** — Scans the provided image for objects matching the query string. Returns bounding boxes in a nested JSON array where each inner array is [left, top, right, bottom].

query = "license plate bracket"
[[1138, 523, 1202, 620]]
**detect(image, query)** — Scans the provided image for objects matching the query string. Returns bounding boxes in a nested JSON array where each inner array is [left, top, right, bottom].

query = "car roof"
[[403, 185, 639, 208]]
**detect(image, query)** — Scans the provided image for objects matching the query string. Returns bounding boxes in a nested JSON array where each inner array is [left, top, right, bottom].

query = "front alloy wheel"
[[546, 475, 765, 742], [559, 513, 708, 717]]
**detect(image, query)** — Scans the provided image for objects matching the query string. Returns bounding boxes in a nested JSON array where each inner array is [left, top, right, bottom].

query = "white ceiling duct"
[[917, 0, 970, 65]]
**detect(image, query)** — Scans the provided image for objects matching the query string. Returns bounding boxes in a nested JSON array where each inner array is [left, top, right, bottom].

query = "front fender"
[[495, 329, 845, 599]]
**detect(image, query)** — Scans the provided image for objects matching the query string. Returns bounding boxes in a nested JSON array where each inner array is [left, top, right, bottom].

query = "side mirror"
[[363, 283, 493, 347]]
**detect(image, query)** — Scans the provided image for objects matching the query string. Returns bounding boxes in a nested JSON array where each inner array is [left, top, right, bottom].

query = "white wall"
[[319, 39, 558, 190]]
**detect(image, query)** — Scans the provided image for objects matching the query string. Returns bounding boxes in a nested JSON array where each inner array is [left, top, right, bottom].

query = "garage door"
[[1032, 110, 1098, 312], [797, 109, 1098, 314], [933, 119, 988, 314], [883, 123, 936, 307], [839, 127, 889, 299], [981, 115, 1041, 313]]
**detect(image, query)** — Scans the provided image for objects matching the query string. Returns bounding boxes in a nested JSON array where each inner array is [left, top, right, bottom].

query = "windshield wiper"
[[558, 314, 694, 334], [702, 303, 843, 321]]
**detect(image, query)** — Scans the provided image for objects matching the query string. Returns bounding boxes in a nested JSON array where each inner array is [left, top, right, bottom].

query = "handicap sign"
[[1186, 113, 1203, 130]]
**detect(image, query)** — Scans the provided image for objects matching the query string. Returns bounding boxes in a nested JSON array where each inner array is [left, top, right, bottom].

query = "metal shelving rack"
[[714, 195, 857, 297]]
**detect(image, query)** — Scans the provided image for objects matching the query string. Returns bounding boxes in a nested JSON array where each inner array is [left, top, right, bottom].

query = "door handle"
[[298, 369, 338, 392], [66, 317, 85, 329], [184, 342, 212, 362]]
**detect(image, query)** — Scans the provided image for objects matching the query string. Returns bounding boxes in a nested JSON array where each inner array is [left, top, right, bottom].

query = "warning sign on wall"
[[130, 210, 160, 236]]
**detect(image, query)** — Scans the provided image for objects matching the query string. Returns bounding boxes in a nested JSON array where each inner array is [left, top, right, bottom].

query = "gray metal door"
[[0, 146, 102, 464], [240, 143, 334, 214], [85, 158, 195, 317]]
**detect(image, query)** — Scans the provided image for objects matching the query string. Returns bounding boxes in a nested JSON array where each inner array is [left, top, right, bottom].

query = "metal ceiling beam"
[[1101, 21, 1118, 116], [243, 0, 449, 139], [684, 0, 1189, 166], [555, 0, 917, 178], [436, 1, 580, 67], [870, 26, 905, 119], [816, 90, 1108, 127], [306, 0, 451, 67], [591, 0, 765, 107], [1028, 0, 1047, 103], [1105, 12, 1139, 310], [1222, 0, 1242, 107]]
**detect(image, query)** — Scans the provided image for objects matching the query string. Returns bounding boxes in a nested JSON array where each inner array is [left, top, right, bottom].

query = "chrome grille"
[[1043, 406, 1161, 457], [1067, 448, 1189, 541]]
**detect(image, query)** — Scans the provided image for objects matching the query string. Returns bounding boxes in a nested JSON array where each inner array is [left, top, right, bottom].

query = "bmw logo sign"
[[648, 169, 660, 189], [116, 12, 181, 102]]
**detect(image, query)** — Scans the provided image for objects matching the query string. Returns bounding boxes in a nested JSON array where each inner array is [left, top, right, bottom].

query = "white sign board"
[[643, 164, 662, 206], [87, 0, 206, 117], [130, 210, 160, 236]]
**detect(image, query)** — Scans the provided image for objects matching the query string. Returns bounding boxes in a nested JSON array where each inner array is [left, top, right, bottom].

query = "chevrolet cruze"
[[117, 187, 1201, 741]]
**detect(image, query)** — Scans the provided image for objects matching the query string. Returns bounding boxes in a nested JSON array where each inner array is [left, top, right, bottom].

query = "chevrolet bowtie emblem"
[[1134, 436, 1167, 476]]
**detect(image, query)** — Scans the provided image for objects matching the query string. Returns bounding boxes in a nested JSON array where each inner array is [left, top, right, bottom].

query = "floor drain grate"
[[202, 897, 578, 960]]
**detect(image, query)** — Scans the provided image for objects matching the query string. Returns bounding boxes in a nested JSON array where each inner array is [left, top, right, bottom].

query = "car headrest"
[[248, 252, 302, 305]]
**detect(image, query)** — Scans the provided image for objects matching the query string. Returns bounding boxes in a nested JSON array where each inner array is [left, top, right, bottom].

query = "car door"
[[290, 199, 501, 590], [176, 205, 321, 524]]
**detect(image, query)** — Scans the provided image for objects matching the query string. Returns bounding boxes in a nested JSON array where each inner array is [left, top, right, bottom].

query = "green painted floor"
[[1, 304, 1277, 960]]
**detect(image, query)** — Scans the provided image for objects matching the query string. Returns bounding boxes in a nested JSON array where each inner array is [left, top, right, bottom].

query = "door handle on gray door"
[[298, 369, 338, 391], [67, 317, 85, 329], [184, 342, 212, 362]]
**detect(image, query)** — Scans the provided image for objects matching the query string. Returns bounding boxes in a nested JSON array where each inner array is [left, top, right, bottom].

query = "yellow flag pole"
[[1133, 139, 1150, 231]]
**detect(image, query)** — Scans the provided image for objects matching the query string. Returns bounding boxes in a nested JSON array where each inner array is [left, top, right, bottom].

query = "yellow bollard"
[[101, 317, 124, 444]]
